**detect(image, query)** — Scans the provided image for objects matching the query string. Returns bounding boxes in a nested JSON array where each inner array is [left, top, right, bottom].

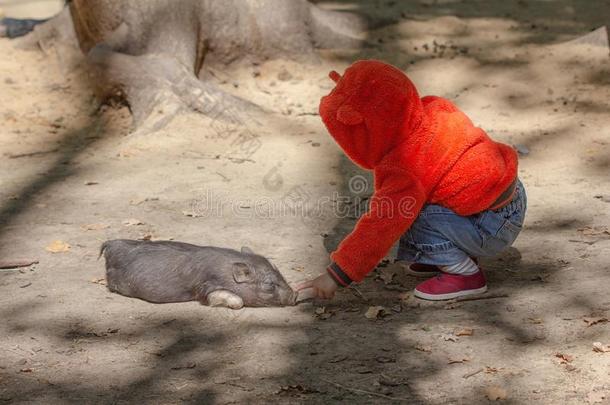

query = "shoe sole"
[[413, 285, 488, 301]]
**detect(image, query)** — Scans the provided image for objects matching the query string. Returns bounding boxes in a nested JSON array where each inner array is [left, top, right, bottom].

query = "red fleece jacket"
[[319, 60, 518, 285]]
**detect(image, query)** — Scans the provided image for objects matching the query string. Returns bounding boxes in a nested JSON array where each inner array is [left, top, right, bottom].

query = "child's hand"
[[295, 272, 338, 300]]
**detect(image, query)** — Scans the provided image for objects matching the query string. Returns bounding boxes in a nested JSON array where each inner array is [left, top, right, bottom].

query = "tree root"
[[16, 0, 366, 132], [88, 46, 263, 131]]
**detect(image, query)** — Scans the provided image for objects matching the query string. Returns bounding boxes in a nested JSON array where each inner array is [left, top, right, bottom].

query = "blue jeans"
[[397, 180, 527, 266]]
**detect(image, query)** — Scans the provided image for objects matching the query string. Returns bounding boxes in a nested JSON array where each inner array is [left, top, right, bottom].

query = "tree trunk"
[[26, 0, 365, 131]]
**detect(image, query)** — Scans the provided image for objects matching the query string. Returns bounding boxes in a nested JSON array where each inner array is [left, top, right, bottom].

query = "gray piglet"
[[100, 239, 298, 309]]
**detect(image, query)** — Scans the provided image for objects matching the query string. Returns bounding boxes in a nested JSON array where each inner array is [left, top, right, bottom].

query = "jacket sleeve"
[[328, 164, 427, 284]]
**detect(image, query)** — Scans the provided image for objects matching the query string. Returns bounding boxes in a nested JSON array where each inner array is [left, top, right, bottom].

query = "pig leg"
[[207, 290, 244, 309]]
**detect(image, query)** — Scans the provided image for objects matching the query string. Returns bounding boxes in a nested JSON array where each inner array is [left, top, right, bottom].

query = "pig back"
[[102, 239, 220, 303]]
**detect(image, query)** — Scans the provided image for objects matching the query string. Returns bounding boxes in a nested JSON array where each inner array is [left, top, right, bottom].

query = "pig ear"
[[240, 246, 255, 255], [329, 70, 341, 83], [233, 262, 255, 283], [336, 104, 363, 126]]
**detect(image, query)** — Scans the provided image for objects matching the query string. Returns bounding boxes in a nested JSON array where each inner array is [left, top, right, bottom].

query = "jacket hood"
[[319, 60, 424, 170]]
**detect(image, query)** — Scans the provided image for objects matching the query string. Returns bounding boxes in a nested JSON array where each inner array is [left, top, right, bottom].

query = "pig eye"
[[261, 280, 275, 293]]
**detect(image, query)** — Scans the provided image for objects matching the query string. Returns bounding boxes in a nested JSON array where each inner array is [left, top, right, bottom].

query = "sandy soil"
[[0, 0, 63, 19], [1, 1, 609, 403]]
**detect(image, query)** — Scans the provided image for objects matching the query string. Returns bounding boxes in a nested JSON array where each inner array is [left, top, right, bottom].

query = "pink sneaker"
[[413, 270, 487, 301]]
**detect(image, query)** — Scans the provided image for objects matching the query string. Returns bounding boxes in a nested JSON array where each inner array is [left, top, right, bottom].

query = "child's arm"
[[329, 163, 427, 285], [295, 164, 426, 297]]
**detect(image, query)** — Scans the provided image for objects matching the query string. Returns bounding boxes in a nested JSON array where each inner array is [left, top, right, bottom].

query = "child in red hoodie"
[[297, 60, 526, 301]]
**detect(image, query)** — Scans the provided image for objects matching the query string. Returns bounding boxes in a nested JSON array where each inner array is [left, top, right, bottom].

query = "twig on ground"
[[349, 286, 369, 302], [452, 293, 509, 303], [321, 378, 410, 402], [462, 368, 484, 379], [0, 259, 39, 269], [6, 149, 58, 159], [384, 284, 409, 292]]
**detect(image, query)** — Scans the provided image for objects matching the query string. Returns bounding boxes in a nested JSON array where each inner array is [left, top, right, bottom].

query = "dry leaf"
[[318, 313, 333, 321], [375, 355, 395, 364], [455, 327, 474, 336], [378, 268, 396, 284], [564, 364, 578, 372], [485, 385, 508, 401], [378, 375, 404, 387], [122, 218, 144, 226], [80, 223, 109, 231], [276, 384, 319, 395], [137, 233, 174, 241], [555, 353, 574, 364], [583, 317, 608, 327], [314, 307, 333, 320], [130, 197, 159, 206], [414, 344, 432, 353], [46, 240, 70, 253], [578, 226, 610, 236], [364, 306, 385, 320], [354, 365, 373, 374], [592, 342, 610, 353], [91, 278, 107, 286], [398, 291, 411, 301]]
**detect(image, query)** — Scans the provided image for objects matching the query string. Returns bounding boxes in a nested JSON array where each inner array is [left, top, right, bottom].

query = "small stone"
[[513, 144, 530, 156]]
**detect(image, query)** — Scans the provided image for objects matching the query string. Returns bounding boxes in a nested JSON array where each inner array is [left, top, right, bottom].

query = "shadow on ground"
[[1, 0, 609, 403]]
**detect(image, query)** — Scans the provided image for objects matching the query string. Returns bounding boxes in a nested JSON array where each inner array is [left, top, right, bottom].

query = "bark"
[[23, 0, 365, 130]]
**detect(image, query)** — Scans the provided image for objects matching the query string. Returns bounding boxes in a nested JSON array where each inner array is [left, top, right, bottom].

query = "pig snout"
[[236, 284, 296, 307], [279, 288, 298, 306]]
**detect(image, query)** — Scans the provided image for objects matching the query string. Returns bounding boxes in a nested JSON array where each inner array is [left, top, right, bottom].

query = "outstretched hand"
[[295, 272, 338, 300]]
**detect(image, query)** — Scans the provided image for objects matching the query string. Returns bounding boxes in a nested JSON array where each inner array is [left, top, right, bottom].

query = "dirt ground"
[[1, 1, 609, 404]]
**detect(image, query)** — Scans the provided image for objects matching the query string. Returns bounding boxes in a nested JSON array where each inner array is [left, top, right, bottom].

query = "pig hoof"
[[207, 290, 244, 309]]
